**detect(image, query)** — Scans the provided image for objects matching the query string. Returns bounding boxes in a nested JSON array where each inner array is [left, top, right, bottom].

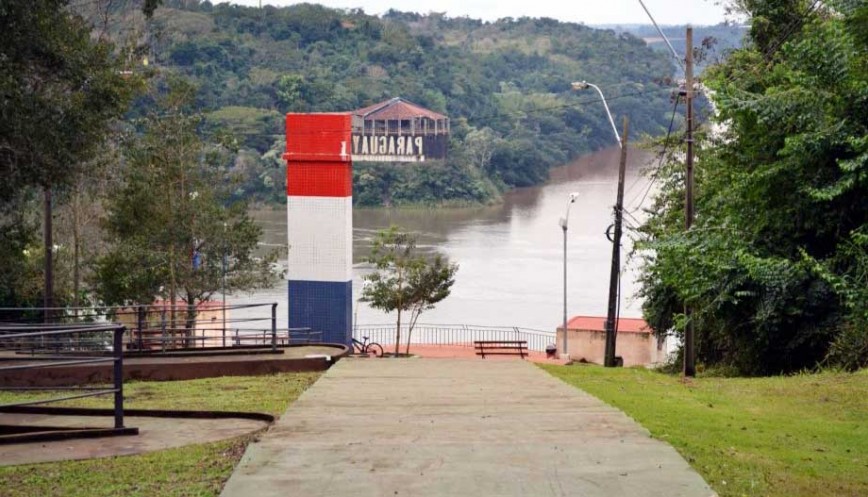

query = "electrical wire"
[[199, 86, 676, 139], [625, 96, 680, 214]]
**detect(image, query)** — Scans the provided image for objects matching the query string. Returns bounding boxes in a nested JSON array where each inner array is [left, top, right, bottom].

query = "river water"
[[239, 146, 656, 332]]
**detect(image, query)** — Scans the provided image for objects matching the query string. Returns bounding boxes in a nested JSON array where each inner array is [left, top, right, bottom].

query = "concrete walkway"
[[220, 358, 715, 497]]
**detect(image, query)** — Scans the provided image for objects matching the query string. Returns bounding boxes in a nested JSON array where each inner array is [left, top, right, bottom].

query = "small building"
[[117, 300, 230, 349], [350, 97, 449, 162], [556, 315, 670, 367]]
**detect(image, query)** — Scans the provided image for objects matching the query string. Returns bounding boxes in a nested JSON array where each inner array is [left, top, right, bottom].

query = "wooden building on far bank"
[[350, 97, 449, 162]]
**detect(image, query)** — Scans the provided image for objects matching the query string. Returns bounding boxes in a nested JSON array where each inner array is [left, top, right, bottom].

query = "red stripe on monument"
[[287, 162, 351, 197], [284, 113, 352, 163]]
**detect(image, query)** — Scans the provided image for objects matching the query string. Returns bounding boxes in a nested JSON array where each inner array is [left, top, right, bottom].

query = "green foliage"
[[613, 23, 748, 71], [205, 105, 282, 152], [0, 0, 133, 203], [95, 79, 280, 309], [0, 207, 43, 307], [120, 2, 679, 206], [361, 226, 458, 355], [0, 0, 136, 307], [637, 1, 868, 373]]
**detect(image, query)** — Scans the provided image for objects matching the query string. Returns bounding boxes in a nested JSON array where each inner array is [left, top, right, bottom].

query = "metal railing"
[[0, 303, 319, 354], [354, 323, 556, 352], [0, 323, 128, 430]]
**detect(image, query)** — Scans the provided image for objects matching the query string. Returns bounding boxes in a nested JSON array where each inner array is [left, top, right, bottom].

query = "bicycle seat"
[[362, 336, 369, 341]]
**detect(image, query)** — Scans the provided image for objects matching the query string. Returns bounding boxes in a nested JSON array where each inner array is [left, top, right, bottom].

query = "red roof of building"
[[353, 97, 447, 121], [563, 315, 650, 334]]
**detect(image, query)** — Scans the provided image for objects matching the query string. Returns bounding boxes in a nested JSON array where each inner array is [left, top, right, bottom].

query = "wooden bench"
[[474, 340, 528, 359]]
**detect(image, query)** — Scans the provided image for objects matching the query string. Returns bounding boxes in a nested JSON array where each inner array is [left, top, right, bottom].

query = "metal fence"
[[0, 323, 129, 434], [0, 304, 319, 353], [354, 323, 556, 352]]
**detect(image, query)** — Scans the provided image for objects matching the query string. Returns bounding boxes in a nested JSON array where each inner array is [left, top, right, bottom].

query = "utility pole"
[[683, 26, 697, 377], [604, 118, 629, 367]]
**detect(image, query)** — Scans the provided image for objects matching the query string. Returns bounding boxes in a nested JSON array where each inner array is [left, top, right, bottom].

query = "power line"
[[219, 86, 675, 138], [625, 96, 680, 214]]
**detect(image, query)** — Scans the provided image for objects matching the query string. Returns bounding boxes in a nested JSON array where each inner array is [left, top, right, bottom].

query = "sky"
[[229, 0, 732, 26]]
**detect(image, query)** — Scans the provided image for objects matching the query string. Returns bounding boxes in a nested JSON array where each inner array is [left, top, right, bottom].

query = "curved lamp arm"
[[571, 81, 621, 147]]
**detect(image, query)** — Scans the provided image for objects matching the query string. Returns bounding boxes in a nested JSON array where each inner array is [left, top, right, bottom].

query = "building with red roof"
[[349, 97, 449, 161], [556, 315, 670, 367]]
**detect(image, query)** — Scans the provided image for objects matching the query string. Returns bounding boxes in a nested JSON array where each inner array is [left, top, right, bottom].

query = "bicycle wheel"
[[366, 342, 384, 357]]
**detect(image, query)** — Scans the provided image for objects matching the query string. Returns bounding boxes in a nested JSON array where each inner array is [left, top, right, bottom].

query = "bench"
[[474, 340, 528, 359]]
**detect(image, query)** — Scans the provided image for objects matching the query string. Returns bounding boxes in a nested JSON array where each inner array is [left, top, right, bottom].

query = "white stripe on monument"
[[286, 195, 352, 283]]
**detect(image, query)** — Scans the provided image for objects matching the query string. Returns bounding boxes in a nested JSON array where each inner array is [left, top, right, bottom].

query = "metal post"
[[160, 306, 167, 353], [604, 118, 630, 367], [559, 193, 578, 357], [562, 224, 568, 356], [684, 27, 697, 378], [222, 222, 227, 347], [113, 327, 125, 429], [43, 187, 53, 325], [137, 305, 145, 350], [271, 303, 277, 352]]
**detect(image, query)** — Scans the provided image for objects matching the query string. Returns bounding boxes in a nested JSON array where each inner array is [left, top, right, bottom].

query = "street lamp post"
[[559, 192, 580, 358], [571, 81, 622, 149], [572, 81, 629, 367], [355, 280, 371, 341]]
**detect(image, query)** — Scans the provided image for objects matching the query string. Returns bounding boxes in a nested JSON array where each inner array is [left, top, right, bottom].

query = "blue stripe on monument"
[[288, 280, 352, 346]]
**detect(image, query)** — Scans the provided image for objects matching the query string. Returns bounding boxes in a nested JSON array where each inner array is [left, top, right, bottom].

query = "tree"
[[636, 0, 868, 373], [463, 126, 502, 174], [361, 226, 458, 356], [96, 78, 280, 343], [0, 0, 135, 308]]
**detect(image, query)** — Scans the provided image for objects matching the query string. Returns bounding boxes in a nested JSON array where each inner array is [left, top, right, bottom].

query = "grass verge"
[[540, 364, 868, 497], [0, 372, 320, 496]]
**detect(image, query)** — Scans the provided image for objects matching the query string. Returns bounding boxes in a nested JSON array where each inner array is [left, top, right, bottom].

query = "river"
[[237, 146, 656, 332]]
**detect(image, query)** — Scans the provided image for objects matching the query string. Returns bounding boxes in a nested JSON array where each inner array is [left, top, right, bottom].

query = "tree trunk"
[[169, 248, 177, 349], [394, 307, 401, 358], [72, 188, 81, 319], [43, 186, 53, 324], [184, 295, 197, 348], [405, 309, 421, 356]]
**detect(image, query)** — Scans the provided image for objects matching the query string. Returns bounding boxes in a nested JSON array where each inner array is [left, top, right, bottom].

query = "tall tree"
[[637, 0, 868, 373], [0, 0, 135, 308], [96, 79, 279, 342]]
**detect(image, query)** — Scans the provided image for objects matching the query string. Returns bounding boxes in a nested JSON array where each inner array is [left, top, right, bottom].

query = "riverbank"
[[246, 145, 654, 331], [541, 364, 868, 497]]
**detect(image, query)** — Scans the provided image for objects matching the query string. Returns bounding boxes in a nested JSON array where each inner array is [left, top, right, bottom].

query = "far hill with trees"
[[83, 1, 685, 206], [602, 22, 748, 72]]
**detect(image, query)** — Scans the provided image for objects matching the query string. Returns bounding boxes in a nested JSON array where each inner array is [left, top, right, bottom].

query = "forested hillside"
[[99, 1, 678, 205], [605, 23, 748, 71]]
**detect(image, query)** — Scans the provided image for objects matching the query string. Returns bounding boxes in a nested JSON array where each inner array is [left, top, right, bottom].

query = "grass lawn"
[[540, 364, 868, 497], [0, 372, 320, 497]]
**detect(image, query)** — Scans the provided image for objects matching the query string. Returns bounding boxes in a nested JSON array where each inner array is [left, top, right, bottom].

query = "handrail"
[[0, 323, 128, 430]]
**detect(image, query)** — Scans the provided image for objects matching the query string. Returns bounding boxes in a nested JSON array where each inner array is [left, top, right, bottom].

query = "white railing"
[[354, 323, 556, 352]]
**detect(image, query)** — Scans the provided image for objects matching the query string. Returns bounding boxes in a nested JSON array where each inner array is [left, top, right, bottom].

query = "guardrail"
[[354, 323, 556, 352], [0, 323, 132, 438]]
